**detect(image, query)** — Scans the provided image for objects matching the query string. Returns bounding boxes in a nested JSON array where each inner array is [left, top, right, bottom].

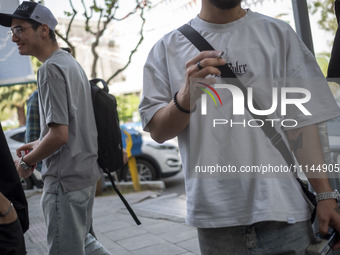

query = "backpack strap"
[[106, 171, 141, 225]]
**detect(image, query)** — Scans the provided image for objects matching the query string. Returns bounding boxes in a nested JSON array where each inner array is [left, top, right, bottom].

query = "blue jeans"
[[41, 184, 111, 255], [198, 221, 314, 255]]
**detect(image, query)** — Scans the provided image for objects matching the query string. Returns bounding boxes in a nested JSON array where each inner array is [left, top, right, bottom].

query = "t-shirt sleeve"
[[39, 64, 69, 127], [283, 27, 340, 129], [139, 41, 172, 131]]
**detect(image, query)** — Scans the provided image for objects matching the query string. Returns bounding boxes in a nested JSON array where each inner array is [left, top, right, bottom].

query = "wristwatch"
[[20, 156, 33, 170], [316, 189, 340, 203]]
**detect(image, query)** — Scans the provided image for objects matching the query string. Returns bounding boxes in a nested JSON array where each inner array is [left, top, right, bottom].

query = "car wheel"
[[122, 159, 157, 182], [21, 177, 34, 190]]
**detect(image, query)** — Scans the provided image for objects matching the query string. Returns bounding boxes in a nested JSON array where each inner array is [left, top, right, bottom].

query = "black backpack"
[[90, 78, 141, 225], [90, 78, 124, 173]]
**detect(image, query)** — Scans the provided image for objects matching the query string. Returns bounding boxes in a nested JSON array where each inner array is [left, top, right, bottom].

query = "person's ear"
[[39, 24, 50, 37]]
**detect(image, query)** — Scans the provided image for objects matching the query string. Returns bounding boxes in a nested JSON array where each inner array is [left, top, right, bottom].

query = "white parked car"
[[4, 125, 182, 184], [4, 126, 43, 190]]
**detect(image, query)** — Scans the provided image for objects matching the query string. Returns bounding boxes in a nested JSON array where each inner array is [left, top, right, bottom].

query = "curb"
[[105, 180, 166, 191]]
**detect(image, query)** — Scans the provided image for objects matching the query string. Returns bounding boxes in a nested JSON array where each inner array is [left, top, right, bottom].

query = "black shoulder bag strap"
[[178, 24, 317, 222], [178, 24, 294, 167]]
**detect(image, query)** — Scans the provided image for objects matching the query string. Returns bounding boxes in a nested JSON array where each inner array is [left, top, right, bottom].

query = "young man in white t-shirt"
[[139, 0, 340, 253]]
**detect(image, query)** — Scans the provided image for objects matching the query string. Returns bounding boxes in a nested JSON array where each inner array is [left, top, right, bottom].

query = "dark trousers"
[[0, 218, 26, 255]]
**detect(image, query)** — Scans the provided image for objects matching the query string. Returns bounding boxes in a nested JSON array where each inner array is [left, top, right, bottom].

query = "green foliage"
[[309, 0, 337, 34], [0, 57, 40, 124], [115, 94, 140, 123], [0, 83, 37, 121], [64, 11, 73, 17], [316, 53, 330, 77], [31, 56, 42, 74]]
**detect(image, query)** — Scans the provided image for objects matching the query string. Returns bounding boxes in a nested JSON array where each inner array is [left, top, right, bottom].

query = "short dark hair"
[[26, 19, 56, 42]]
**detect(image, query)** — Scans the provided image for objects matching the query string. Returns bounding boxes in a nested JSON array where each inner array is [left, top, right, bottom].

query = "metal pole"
[[291, 0, 315, 55]]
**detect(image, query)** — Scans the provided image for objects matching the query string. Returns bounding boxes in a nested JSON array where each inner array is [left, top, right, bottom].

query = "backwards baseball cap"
[[0, 1, 58, 31]]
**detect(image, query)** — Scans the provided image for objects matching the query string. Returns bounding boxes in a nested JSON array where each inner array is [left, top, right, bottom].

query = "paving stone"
[[158, 227, 197, 244], [96, 219, 132, 233], [105, 225, 147, 242], [93, 231, 118, 250], [140, 220, 185, 235], [117, 233, 165, 251], [176, 237, 200, 255], [132, 242, 187, 255], [106, 243, 133, 255]]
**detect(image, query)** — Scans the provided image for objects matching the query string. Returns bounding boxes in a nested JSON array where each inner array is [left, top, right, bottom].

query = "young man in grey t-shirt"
[[0, 2, 111, 254]]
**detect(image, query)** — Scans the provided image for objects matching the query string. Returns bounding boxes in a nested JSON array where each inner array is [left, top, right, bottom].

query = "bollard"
[[123, 130, 141, 191]]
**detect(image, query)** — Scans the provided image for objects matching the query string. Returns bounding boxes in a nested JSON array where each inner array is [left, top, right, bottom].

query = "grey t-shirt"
[[38, 49, 100, 193]]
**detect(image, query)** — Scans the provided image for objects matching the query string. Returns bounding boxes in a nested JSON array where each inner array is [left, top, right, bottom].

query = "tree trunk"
[[16, 105, 26, 126]]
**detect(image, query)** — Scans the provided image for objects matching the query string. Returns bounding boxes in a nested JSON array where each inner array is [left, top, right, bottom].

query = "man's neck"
[[199, 2, 246, 24], [37, 43, 60, 63]]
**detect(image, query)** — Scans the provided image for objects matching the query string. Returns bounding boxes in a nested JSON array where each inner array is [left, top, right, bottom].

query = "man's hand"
[[178, 50, 227, 111], [15, 140, 39, 158], [14, 124, 68, 177], [317, 199, 340, 249], [148, 50, 226, 143], [14, 158, 34, 179], [14, 140, 38, 179], [285, 124, 340, 249]]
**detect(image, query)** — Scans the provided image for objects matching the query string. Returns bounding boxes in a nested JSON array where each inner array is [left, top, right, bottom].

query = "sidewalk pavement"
[[23, 188, 200, 255]]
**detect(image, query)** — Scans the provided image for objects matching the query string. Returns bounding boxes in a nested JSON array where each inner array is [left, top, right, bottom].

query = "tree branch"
[[106, 6, 146, 84]]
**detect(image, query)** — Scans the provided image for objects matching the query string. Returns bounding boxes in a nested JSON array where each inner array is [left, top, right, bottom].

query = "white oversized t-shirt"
[[139, 10, 340, 228]]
